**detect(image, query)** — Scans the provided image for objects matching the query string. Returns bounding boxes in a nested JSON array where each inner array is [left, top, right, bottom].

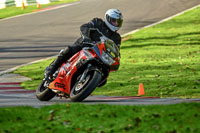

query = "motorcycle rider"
[[45, 9, 123, 80]]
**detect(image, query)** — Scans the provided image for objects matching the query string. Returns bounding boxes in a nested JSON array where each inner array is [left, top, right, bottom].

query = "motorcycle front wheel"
[[36, 80, 56, 101], [70, 70, 102, 102]]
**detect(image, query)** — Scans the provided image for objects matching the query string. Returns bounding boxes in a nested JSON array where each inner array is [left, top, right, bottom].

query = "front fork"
[[79, 64, 92, 84], [79, 64, 104, 84]]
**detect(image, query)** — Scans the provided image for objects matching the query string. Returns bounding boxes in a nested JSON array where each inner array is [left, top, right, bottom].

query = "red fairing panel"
[[48, 50, 88, 95], [97, 42, 106, 56], [49, 63, 77, 95]]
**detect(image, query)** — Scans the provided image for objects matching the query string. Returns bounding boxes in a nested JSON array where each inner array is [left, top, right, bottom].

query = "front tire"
[[70, 70, 102, 102], [36, 80, 56, 101]]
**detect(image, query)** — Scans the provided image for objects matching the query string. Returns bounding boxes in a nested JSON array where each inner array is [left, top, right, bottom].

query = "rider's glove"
[[100, 36, 105, 42]]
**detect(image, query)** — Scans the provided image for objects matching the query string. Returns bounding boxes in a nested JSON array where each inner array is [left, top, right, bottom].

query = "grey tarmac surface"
[[1, 0, 200, 72], [0, 92, 200, 107], [0, 74, 200, 107], [0, 85, 200, 108], [0, 0, 200, 107]]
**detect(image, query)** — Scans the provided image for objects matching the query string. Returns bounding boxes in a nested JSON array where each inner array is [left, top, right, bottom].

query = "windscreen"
[[104, 39, 120, 58]]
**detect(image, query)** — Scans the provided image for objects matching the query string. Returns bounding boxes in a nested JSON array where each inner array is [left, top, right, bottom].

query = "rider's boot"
[[45, 47, 71, 79], [45, 58, 62, 79]]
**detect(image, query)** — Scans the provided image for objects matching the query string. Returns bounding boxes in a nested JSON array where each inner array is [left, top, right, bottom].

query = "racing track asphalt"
[[0, 88, 200, 107], [0, 0, 200, 107], [1, 0, 200, 72]]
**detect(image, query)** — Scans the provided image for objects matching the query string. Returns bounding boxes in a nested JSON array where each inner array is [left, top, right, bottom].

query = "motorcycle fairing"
[[97, 42, 106, 56], [48, 40, 120, 95], [48, 63, 76, 95], [48, 50, 88, 95], [94, 42, 120, 71]]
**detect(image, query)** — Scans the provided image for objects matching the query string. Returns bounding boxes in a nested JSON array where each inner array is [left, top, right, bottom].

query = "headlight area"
[[102, 51, 116, 65]]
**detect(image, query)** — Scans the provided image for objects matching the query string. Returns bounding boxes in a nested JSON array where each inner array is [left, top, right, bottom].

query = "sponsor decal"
[[54, 82, 65, 90]]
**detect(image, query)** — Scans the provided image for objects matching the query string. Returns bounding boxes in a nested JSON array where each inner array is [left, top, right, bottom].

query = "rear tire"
[[70, 70, 102, 102], [36, 80, 56, 101]]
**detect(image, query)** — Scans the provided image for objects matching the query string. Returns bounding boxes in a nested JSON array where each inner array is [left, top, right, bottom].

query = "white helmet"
[[104, 9, 123, 32]]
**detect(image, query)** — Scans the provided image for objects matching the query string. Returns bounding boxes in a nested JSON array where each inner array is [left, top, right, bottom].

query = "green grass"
[[14, 6, 200, 98], [0, 0, 78, 19], [14, 58, 55, 91], [0, 103, 200, 133]]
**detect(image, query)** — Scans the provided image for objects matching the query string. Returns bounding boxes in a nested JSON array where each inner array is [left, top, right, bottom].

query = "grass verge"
[[0, 0, 78, 19], [14, 6, 200, 98], [0, 103, 200, 133]]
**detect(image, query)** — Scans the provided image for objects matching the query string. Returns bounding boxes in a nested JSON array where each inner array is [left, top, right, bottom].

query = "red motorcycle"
[[36, 36, 120, 102]]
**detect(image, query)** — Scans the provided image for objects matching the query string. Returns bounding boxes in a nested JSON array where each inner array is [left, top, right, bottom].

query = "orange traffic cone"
[[21, 1, 25, 10], [138, 83, 145, 96], [37, 3, 40, 8]]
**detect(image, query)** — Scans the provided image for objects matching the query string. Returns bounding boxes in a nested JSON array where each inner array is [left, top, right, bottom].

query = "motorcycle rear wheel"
[[36, 80, 56, 101], [70, 70, 102, 102]]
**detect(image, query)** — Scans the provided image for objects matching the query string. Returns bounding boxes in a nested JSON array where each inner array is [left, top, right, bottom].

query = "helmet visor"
[[110, 18, 123, 27]]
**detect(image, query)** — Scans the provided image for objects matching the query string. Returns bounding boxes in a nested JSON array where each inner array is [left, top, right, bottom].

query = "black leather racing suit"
[[45, 18, 122, 82]]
